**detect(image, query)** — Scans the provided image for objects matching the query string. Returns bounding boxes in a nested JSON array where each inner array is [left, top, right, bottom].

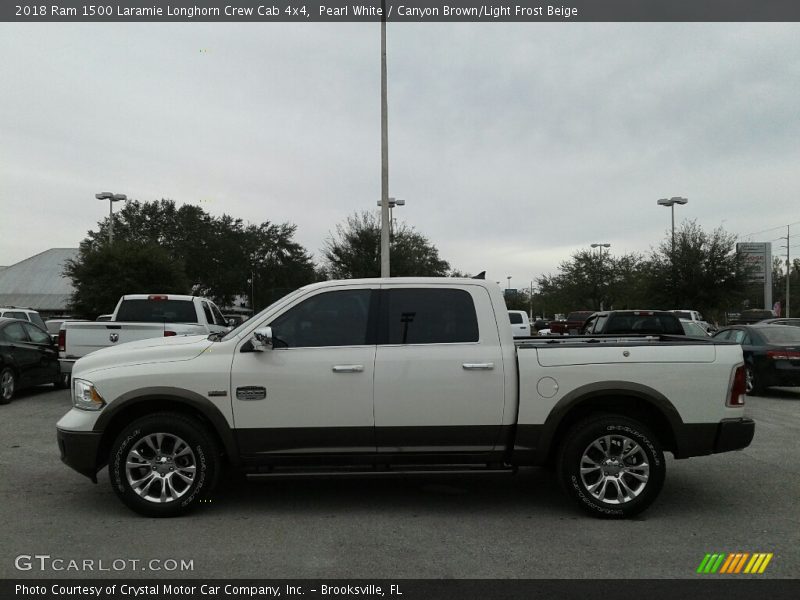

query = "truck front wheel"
[[109, 413, 220, 517], [557, 415, 665, 518]]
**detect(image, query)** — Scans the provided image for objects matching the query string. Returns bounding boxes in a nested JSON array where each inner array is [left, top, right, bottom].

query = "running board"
[[245, 465, 516, 479]]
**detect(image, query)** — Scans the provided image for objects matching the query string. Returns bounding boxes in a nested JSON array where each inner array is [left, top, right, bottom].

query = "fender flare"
[[93, 386, 240, 463], [532, 381, 685, 463]]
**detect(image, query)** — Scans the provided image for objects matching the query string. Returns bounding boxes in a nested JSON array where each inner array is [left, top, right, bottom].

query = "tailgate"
[[64, 322, 168, 358]]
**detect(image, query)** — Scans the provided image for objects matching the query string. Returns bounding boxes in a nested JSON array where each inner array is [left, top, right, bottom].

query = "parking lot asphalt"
[[0, 386, 798, 579]]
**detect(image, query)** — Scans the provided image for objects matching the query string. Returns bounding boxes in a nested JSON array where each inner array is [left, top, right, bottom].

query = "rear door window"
[[385, 288, 478, 344], [115, 299, 199, 323], [3, 322, 29, 342]]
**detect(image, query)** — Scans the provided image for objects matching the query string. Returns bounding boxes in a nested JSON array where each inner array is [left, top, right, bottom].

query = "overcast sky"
[[1, 22, 799, 286]]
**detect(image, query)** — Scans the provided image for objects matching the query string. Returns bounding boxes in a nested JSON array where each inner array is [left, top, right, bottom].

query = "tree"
[[64, 242, 190, 317], [641, 220, 752, 316], [73, 199, 317, 310], [534, 250, 647, 316], [322, 211, 451, 279]]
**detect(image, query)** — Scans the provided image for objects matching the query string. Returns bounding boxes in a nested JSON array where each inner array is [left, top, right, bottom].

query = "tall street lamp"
[[590, 243, 611, 310], [657, 196, 688, 307], [379, 0, 390, 277], [657, 196, 688, 256], [95, 191, 127, 244], [377, 197, 405, 236]]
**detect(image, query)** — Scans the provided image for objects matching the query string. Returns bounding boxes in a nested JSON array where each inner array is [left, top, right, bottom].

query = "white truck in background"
[[57, 278, 754, 519], [508, 310, 531, 338], [58, 294, 230, 378]]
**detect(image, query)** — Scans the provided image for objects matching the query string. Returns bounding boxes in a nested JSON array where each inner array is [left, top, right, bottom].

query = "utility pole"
[[787, 225, 791, 318], [529, 281, 534, 319], [379, 0, 390, 277]]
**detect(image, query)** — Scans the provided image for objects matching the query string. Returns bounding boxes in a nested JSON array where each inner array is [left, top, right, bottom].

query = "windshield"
[[221, 287, 310, 341]]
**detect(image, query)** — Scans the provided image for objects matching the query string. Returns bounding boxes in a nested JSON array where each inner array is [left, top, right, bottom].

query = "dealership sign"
[[736, 242, 771, 283]]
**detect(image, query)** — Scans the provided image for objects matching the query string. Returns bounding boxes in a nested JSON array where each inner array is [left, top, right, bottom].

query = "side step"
[[245, 465, 517, 479]]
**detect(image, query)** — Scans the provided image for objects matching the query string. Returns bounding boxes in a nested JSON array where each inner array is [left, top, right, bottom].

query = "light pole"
[[590, 243, 611, 310], [377, 197, 405, 236], [657, 196, 688, 307], [379, 0, 390, 277], [507, 276, 512, 290], [95, 192, 127, 244], [656, 197, 688, 256]]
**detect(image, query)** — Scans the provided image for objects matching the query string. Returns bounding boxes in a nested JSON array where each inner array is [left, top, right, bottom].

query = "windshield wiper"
[[207, 331, 226, 341]]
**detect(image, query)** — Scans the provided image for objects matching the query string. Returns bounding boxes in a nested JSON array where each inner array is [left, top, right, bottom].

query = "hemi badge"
[[208, 391, 228, 397]]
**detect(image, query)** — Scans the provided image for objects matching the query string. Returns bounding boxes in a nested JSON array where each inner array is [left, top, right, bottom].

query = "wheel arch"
[[533, 382, 683, 465], [93, 387, 240, 471]]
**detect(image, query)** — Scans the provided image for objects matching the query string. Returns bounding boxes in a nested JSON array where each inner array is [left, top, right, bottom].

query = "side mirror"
[[251, 326, 273, 352]]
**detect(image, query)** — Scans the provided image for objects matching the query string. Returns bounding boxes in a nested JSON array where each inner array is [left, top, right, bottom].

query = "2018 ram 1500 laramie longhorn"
[[56, 278, 754, 518]]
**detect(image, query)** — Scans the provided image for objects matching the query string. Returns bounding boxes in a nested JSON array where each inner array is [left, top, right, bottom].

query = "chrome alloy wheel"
[[745, 366, 755, 393], [1, 370, 14, 401], [125, 433, 197, 504], [579, 434, 650, 505]]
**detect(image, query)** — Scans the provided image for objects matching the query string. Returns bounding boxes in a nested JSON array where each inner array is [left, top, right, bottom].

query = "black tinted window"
[[270, 289, 371, 348], [509, 312, 523, 324], [115, 300, 198, 323], [386, 288, 478, 344]]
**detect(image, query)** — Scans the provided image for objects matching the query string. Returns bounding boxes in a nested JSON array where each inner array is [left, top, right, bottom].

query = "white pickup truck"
[[56, 278, 754, 519], [58, 294, 230, 378]]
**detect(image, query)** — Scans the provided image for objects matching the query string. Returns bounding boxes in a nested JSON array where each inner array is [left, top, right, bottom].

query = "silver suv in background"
[[0, 307, 46, 330]]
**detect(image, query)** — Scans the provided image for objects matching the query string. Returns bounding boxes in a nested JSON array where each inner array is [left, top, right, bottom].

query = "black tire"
[[745, 364, 763, 396], [556, 415, 666, 519], [0, 367, 16, 404], [54, 372, 70, 389], [109, 412, 220, 517]]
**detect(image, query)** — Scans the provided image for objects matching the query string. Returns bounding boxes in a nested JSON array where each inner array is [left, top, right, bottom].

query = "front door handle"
[[462, 363, 495, 370], [332, 364, 364, 373]]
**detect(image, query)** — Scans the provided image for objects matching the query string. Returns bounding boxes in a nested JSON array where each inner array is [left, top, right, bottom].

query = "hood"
[[73, 334, 213, 377]]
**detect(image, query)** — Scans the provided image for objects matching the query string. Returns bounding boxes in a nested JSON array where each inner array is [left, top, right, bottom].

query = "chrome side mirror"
[[251, 326, 273, 352]]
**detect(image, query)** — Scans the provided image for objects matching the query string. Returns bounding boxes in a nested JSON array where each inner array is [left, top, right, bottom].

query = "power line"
[[739, 220, 800, 240]]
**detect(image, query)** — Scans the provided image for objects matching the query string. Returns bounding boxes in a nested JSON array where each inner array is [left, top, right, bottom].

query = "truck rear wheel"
[[557, 415, 665, 518], [109, 413, 219, 517]]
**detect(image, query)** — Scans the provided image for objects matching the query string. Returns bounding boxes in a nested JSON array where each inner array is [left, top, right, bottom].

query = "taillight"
[[766, 350, 800, 360], [728, 365, 746, 407], [58, 329, 66, 352], [164, 330, 177, 337]]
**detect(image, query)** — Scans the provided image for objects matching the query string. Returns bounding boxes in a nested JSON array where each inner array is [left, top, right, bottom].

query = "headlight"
[[72, 378, 106, 411]]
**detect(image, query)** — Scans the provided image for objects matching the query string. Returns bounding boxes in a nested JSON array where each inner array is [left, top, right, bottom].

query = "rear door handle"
[[332, 365, 364, 373], [462, 363, 495, 370]]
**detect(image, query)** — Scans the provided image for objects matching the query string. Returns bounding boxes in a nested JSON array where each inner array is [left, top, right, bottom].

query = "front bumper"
[[57, 428, 102, 482]]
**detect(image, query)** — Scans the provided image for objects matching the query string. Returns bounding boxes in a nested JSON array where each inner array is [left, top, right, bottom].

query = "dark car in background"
[[0, 318, 65, 403], [728, 309, 776, 325], [531, 318, 550, 333], [581, 310, 684, 336], [549, 311, 594, 335], [713, 324, 800, 394]]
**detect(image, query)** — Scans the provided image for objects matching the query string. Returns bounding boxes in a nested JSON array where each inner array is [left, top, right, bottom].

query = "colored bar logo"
[[697, 553, 773, 574]]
